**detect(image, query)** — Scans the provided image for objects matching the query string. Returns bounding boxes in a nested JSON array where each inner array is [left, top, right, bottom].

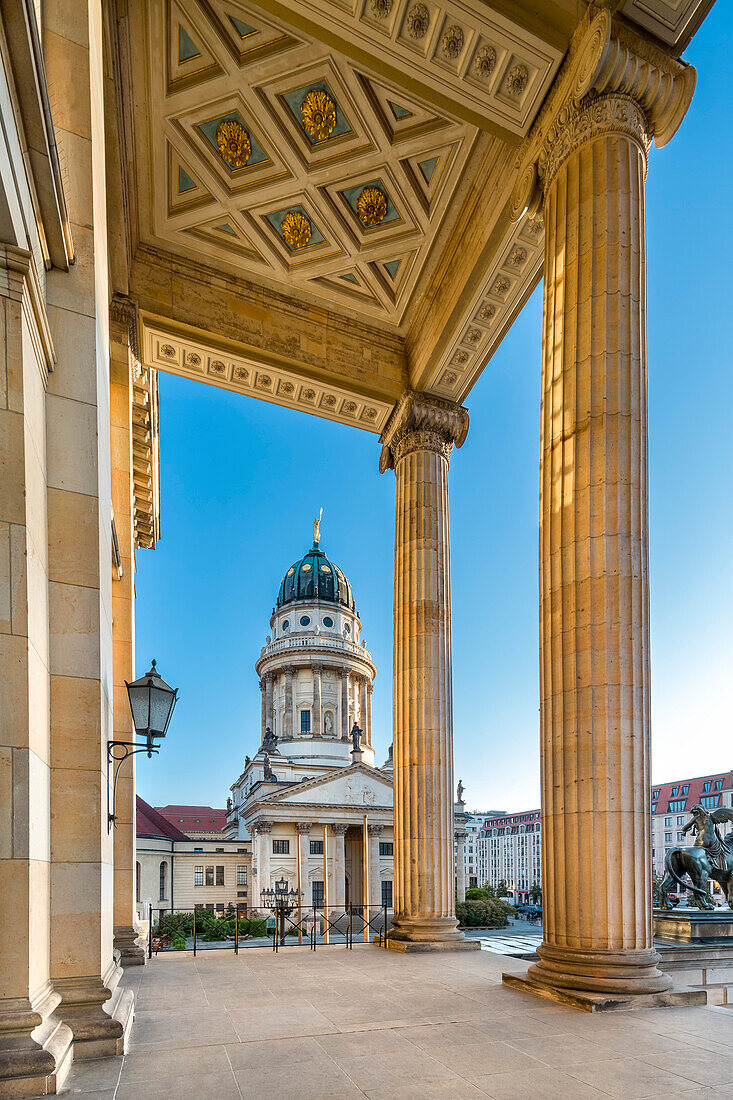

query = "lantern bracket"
[[107, 738, 159, 832]]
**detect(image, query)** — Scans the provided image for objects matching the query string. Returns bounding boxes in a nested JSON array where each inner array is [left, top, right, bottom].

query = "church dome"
[[277, 544, 355, 610]]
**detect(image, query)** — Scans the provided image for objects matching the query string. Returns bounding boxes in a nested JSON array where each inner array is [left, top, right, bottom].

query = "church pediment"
[[261, 764, 392, 808]]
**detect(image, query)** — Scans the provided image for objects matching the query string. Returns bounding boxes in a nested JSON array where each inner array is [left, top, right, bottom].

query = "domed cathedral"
[[257, 527, 376, 766], [225, 517, 396, 916]]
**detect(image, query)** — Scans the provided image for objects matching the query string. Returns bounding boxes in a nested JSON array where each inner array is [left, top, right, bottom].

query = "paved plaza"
[[56, 945, 733, 1100]]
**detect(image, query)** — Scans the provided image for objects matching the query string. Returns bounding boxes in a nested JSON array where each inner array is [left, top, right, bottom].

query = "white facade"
[[479, 810, 542, 902]]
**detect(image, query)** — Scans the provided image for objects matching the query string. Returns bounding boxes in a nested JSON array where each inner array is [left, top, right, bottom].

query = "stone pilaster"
[[367, 824, 384, 909], [380, 391, 469, 945], [366, 683, 373, 748], [259, 678, 267, 740], [252, 819, 272, 900], [265, 673, 274, 734], [340, 669, 349, 740], [507, 9, 694, 998], [455, 831, 467, 903], [283, 667, 294, 737], [331, 824, 348, 910], [312, 664, 322, 736]]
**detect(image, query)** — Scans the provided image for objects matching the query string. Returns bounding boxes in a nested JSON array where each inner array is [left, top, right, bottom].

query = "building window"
[[671, 787, 678, 797], [379, 842, 393, 857], [194, 847, 203, 852], [195, 866, 204, 886], [664, 832, 672, 842], [205, 866, 214, 886], [681, 785, 689, 795], [159, 861, 167, 900], [669, 800, 686, 812], [651, 804, 656, 814], [216, 866, 225, 886], [237, 891, 247, 898], [677, 816, 685, 825], [323, 616, 333, 627], [701, 795, 721, 809], [312, 880, 324, 908], [136, 861, 141, 901], [273, 839, 290, 855], [301, 710, 311, 734], [300, 615, 311, 627], [216, 902, 224, 913], [381, 881, 393, 908], [282, 620, 289, 631], [237, 866, 247, 886], [703, 781, 712, 793], [310, 840, 323, 855], [652, 789, 660, 800], [216, 847, 224, 853], [715, 779, 723, 791]]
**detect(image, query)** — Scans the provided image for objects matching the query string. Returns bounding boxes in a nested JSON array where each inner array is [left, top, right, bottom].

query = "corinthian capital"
[[379, 390, 469, 473], [510, 6, 696, 219]]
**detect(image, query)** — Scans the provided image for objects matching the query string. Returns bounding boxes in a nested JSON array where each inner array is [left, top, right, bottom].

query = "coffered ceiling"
[[126, 0, 562, 330]]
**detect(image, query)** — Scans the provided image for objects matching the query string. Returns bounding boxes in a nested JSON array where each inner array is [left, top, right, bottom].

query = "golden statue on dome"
[[313, 507, 323, 547]]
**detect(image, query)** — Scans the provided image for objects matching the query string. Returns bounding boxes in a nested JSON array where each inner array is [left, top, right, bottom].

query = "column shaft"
[[340, 670, 349, 739], [265, 674, 274, 733], [312, 665, 322, 736], [368, 825, 383, 909], [530, 102, 668, 996], [284, 667, 294, 737], [366, 684, 373, 748], [455, 832, 467, 903], [331, 825, 347, 910], [259, 679, 267, 740]]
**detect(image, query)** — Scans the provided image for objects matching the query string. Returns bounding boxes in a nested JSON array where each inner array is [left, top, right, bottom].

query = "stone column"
[[265, 673, 274, 733], [109, 299, 145, 967], [312, 664, 322, 736], [380, 391, 469, 945], [259, 678, 267, 740], [368, 824, 384, 909], [331, 824, 348, 910], [358, 677, 367, 737], [253, 820, 272, 899], [283, 667, 294, 737], [366, 683, 373, 748], [340, 669, 349, 740], [507, 10, 694, 997], [296, 822, 311, 909], [455, 831, 467, 903]]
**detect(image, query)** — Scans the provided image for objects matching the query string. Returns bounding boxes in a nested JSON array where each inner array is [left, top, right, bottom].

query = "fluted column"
[[368, 824, 384, 909], [254, 820, 272, 898], [366, 683, 373, 748], [283, 666, 294, 737], [506, 9, 695, 997], [455, 831, 467, 903], [359, 677, 367, 738], [265, 673, 274, 733], [380, 391, 469, 944], [331, 824, 348, 910], [340, 669, 349, 740], [259, 678, 267, 740], [312, 664, 322, 736]]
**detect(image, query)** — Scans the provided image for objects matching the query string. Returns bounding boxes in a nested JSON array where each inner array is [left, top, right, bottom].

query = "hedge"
[[455, 899, 515, 928]]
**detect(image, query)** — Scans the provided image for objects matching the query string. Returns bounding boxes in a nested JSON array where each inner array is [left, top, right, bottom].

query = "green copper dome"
[[277, 545, 355, 610]]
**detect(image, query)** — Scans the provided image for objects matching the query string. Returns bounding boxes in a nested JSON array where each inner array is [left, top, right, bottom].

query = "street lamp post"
[[107, 659, 178, 831], [261, 876, 301, 945]]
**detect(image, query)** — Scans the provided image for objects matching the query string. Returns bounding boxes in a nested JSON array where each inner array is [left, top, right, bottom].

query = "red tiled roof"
[[155, 805, 228, 831], [480, 809, 541, 834], [136, 797, 188, 840], [652, 772, 733, 815]]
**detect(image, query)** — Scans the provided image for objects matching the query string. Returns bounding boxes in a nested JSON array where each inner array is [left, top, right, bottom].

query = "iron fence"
[[147, 903, 394, 957]]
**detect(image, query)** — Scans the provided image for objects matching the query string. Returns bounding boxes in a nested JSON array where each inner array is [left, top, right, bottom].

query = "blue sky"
[[136, 6, 733, 814]]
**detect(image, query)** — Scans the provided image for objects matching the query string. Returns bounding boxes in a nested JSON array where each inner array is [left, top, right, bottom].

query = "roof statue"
[[263, 753, 276, 782], [313, 507, 323, 547], [457, 779, 465, 803], [260, 727, 278, 755], [660, 803, 733, 910]]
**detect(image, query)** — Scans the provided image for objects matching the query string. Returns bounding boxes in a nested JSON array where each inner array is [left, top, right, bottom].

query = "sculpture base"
[[654, 907, 733, 945], [386, 938, 480, 953], [503, 969, 707, 1012]]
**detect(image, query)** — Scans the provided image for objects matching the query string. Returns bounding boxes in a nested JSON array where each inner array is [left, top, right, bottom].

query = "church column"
[[340, 669, 349, 740], [455, 831, 467, 903], [259, 678, 267, 740], [507, 10, 694, 997], [358, 677, 367, 738], [283, 667, 294, 737], [380, 391, 469, 945], [368, 825, 384, 909], [265, 673, 274, 734], [253, 820, 272, 898], [296, 823, 311, 913], [312, 664, 322, 737], [331, 824, 348, 910], [366, 683, 373, 748]]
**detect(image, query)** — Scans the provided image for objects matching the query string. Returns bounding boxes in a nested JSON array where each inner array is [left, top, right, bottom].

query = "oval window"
[[344, 623, 351, 634], [323, 616, 333, 628], [321, 565, 330, 573], [282, 620, 289, 630], [302, 563, 312, 572], [287, 568, 295, 576], [300, 615, 311, 626]]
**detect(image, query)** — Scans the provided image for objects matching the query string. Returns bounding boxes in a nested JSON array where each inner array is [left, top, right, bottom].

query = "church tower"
[[253, 520, 376, 768]]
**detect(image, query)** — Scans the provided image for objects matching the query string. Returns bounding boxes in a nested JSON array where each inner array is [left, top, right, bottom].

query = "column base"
[[114, 925, 147, 966], [503, 969, 707, 1013], [54, 961, 133, 1060], [389, 915, 476, 949], [0, 984, 73, 1099], [386, 937, 480, 953], [517, 942, 673, 999]]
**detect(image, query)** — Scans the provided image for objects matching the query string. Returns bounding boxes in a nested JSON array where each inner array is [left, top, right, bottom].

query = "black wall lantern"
[[107, 659, 178, 831]]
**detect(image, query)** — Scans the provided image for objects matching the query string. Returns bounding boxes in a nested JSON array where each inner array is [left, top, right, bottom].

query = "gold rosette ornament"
[[356, 186, 387, 227], [300, 89, 337, 142], [216, 120, 251, 168], [281, 210, 312, 250]]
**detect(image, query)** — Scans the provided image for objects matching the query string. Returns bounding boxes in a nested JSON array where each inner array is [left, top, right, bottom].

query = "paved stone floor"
[[56, 945, 733, 1099]]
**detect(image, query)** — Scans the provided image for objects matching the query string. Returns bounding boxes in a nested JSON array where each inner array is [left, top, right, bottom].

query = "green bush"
[[465, 887, 494, 901], [154, 912, 194, 937], [455, 899, 514, 928], [238, 917, 267, 938], [172, 933, 186, 951]]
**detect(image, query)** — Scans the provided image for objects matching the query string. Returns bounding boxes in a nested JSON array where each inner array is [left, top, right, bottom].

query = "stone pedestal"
[[380, 391, 469, 945], [502, 10, 695, 1001], [654, 909, 733, 945]]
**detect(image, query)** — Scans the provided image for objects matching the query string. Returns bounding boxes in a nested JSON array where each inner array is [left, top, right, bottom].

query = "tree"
[[529, 882, 542, 904], [496, 879, 511, 898]]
